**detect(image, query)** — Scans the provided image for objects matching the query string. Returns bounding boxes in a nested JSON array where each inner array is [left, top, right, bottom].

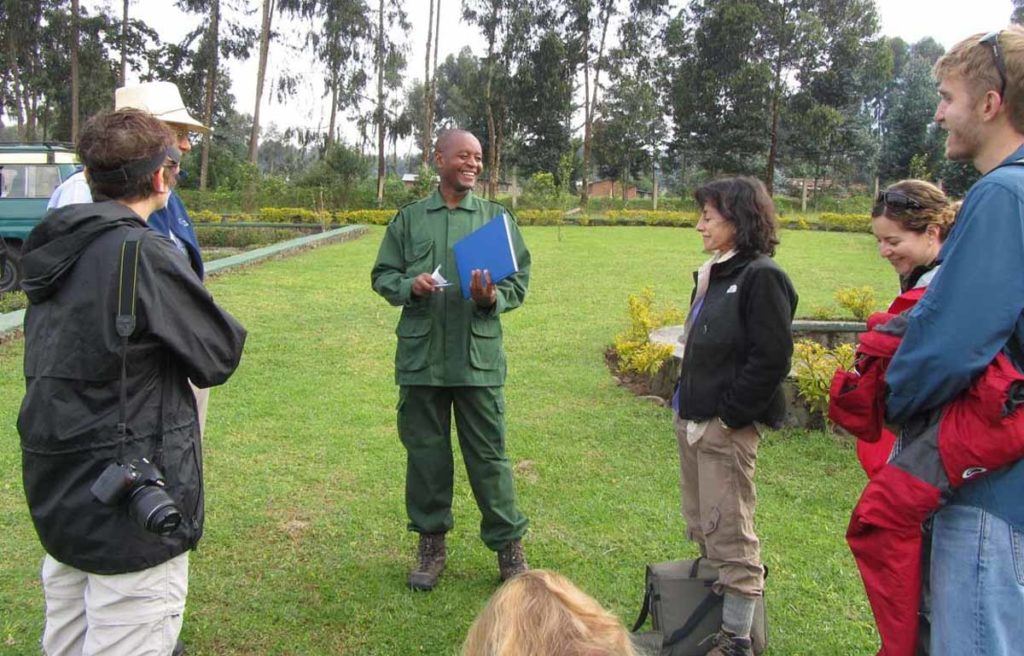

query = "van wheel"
[[0, 247, 22, 294]]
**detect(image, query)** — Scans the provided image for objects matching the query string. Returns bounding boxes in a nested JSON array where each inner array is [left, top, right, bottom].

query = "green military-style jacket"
[[371, 189, 531, 387]]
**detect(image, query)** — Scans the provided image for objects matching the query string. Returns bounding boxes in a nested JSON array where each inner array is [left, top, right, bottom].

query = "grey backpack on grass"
[[631, 558, 767, 655]]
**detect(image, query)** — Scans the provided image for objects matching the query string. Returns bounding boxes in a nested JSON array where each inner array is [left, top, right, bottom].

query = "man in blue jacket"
[[885, 27, 1024, 655]]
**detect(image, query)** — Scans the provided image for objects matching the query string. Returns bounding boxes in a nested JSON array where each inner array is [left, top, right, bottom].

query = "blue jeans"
[[930, 504, 1024, 655]]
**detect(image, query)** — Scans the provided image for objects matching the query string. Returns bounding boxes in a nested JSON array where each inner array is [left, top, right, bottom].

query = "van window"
[[0, 165, 63, 199]]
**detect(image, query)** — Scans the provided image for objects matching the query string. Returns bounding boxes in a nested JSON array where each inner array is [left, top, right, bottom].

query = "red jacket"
[[852, 287, 926, 477], [829, 296, 1024, 656]]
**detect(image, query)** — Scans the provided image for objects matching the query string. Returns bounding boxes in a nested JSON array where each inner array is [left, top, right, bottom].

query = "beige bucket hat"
[[115, 81, 211, 133]]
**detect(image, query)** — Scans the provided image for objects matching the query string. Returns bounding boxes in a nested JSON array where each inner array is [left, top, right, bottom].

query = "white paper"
[[431, 265, 452, 288]]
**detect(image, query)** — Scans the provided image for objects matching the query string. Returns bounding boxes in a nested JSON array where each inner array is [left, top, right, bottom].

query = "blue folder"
[[452, 213, 519, 299]]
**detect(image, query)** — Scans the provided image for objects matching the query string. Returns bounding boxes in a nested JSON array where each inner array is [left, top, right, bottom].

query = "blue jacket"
[[150, 192, 204, 280], [886, 145, 1024, 528]]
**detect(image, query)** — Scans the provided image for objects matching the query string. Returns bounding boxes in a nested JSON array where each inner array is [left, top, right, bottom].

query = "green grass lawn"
[[0, 226, 891, 654]]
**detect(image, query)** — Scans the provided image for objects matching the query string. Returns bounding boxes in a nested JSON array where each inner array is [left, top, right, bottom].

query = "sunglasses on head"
[[876, 190, 924, 212], [980, 30, 1008, 100]]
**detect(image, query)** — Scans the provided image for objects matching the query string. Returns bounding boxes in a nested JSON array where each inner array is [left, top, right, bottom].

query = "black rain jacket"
[[18, 201, 246, 574], [676, 253, 798, 428]]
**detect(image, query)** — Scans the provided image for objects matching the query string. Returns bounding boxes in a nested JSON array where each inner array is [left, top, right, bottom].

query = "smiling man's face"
[[436, 132, 483, 194]]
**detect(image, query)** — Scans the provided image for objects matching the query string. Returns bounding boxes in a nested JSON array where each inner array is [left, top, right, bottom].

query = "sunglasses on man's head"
[[980, 30, 1008, 100], [876, 191, 924, 212]]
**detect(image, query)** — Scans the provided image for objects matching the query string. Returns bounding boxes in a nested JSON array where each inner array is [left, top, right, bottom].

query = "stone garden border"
[[646, 320, 867, 428]]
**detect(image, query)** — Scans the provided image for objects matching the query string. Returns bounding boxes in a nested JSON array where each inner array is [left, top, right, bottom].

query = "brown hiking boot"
[[702, 629, 753, 656], [497, 538, 528, 581], [408, 532, 447, 591]]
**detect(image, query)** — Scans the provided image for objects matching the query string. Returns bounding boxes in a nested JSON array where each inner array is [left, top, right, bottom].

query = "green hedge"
[[194, 226, 314, 248], [192, 207, 874, 233]]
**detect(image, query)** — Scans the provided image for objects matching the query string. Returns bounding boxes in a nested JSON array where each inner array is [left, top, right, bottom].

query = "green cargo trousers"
[[397, 385, 528, 551]]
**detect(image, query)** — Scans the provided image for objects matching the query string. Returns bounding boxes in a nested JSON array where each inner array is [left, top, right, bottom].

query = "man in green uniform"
[[371, 129, 530, 591]]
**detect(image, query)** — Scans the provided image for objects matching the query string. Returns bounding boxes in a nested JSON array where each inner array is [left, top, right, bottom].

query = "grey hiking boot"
[[702, 629, 753, 656], [497, 538, 528, 581], [408, 532, 447, 591]]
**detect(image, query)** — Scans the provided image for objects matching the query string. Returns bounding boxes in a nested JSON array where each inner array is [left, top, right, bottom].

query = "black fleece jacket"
[[18, 201, 246, 574], [676, 252, 798, 429]]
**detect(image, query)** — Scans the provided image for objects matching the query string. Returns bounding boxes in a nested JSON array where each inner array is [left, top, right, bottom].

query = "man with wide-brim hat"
[[48, 81, 213, 437]]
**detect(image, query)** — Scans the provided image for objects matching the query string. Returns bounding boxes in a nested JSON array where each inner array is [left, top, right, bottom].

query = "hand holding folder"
[[452, 213, 520, 300]]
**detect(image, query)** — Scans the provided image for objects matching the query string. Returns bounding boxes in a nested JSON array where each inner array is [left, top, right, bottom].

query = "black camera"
[[90, 458, 182, 536]]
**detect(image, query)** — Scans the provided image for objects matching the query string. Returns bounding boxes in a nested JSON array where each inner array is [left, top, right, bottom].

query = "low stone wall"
[[646, 321, 866, 428]]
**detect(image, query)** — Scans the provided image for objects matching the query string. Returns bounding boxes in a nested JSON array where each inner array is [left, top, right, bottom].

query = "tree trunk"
[[581, 5, 611, 208], [765, 49, 784, 195], [511, 165, 518, 209], [421, 0, 434, 164], [28, 92, 38, 142], [200, 0, 220, 190], [580, 32, 590, 206], [327, 79, 338, 147], [652, 163, 659, 210], [119, 0, 129, 86], [493, 121, 503, 198], [484, 30, 497, 200], [375, 0, 385, 207], [249, 0, 274, 164], [71, 0, 81, 141], [428, 0, 440, 149], [5, 37, 27, 140]]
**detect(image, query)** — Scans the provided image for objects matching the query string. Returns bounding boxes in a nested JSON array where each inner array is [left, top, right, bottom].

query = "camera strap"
[[115, 235, 142, 462]]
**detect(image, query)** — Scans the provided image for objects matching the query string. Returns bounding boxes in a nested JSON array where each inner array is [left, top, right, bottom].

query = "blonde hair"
[[461, 570, 639, 656], [872, 179, 960, 241], [934, 26, 1024, 133]]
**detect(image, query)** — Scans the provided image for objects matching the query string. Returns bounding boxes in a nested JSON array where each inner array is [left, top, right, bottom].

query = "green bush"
[[195, 227, 310, 249], [516, 209, 564, 225], [834, 286, 877, 321], [187, 199, 874, 234], [791, 340, 856, 421], [0, 290, 27, 313], [817, 213, 873, 233], [333, 209, 395, 225], [613, 287, 685, 377]]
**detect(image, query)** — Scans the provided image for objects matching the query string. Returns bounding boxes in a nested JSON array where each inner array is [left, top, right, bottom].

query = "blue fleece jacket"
[[886, 144, 1024, 528], [149, 191, 204, 280]]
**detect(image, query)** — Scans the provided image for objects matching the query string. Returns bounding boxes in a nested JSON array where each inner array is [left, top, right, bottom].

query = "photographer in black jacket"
[[671, 177, 797, 656], [18, 109, 246, 656]]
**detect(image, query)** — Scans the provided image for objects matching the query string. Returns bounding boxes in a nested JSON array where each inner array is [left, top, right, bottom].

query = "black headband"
[[88, 145, 180, 184]]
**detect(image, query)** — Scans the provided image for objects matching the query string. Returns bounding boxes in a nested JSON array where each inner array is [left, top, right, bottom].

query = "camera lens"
[[128, 485, 182, 536]]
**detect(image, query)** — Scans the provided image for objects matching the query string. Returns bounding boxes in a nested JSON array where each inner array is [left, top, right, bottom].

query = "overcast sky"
[[102, 0, 1015, 145]]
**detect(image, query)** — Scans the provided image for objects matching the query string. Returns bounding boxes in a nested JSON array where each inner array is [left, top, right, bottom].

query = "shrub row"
[[191, 208, 874, 233], [194, 226, 313, 248]]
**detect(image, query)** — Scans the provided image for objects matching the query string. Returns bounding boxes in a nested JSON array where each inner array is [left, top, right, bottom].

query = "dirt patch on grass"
[[514, 459, 539, 483], [604, 346, 669, 406]]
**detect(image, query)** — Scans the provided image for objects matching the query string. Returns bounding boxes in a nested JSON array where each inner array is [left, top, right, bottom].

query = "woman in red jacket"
[[858, 180, 959, 477]]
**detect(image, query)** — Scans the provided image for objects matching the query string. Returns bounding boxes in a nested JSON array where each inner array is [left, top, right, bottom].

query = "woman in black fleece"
[[671, 177, 797, 656]]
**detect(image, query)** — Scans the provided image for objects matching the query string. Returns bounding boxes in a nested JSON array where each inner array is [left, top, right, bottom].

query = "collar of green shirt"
[[426, 188, 477, 212]]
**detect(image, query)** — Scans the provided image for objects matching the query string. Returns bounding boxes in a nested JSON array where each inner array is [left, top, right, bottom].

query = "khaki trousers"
[[40, 552, 188, 656], [675, 414, 764, 597], [189, 382, 209, 439]]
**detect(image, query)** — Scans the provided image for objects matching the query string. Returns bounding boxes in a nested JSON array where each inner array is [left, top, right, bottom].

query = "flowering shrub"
[[613, 287, 685, 377], [834, 286, 877, 321], [791, 340, 856, 421]]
